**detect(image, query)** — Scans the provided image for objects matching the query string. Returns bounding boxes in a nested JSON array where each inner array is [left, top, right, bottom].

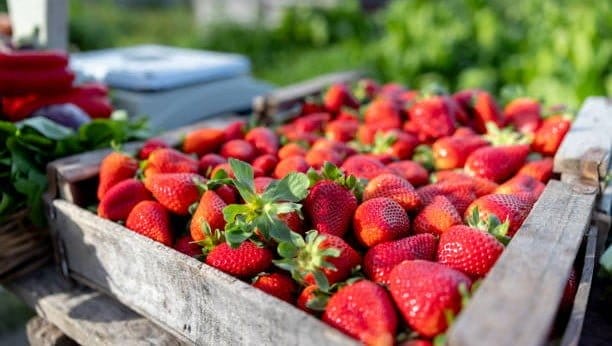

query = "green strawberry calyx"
[[222, 158, 309, 248], [307, 162, 365, 200], [412, 144, 434, 171], [484, 122, 532, 146], [467, 207, 511, 246], [194, 220, 225, 256], [371, 131, 398, 155]]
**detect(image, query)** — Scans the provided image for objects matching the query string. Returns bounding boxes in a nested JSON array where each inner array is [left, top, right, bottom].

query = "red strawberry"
[[341, 155, 390, 180], [408, 95, 457, 143], [364, 97, 403, 130], [453, 126, 477, 137], [300, 98, 326, 116], [252, 273, 297, 304], [453, 89, 504, 133], [495, 174, 545, 199], [324, 83, 359, 113], [532, 115, 571, 156], [145, 148, 199, 176], [220, 139, 257, 163], [464, 144, 530, 183], [356, 123, 382, 145], [371, 130, 419, 160], [190, 190, 227, 242], [98, 179, 152, 221], [363, 233, 437, 285], [432, 135, 489, 170], [433, 171, 498, 197], [144, 173, 205, 215], [182, 128, 225, 156], [210, 163, 234, 179], [465, 193, 535, 236], [206, 241, 272, 278], [297, 285, 329, 313], [97, 151, 138, 200], [399, 340, 433, 346], [278, 211, 304, 234], [245, 127, 279, 156], [303, 233, 362, 285], [174, 235, 202, 257], [357, 78, 381, 100], [504, 97, 542, 134], [278, 125, 321, 144], [386, 161, 429, 187], [437, 225, 504, 278], [560, 268, 578, 310], [278, 142, 307, 159], [223, 120, 246, 141], [138, 138, 168, 160], [305, 148, 344, 169], [311, 138, 356, 158], [214, 184, 237, 204], [413, 195, 461, 235], [293, 112, 331, 133], [337, 108, 360, 121], [388, 260, 472, 338], [125, 200, 173, 246], [323, 280, 397, 346], [354, 197, 411, 247], [251, 154, 278, 176], [305, 180, 358, 237], [417, 182, 477, 214], [254, 176, 275, 194], [198, 153, 226, 177], [325, 119, 359, 142], [517, 157, 554, 183], [274, 156, 309, 179], [364, 173, 421, 211]]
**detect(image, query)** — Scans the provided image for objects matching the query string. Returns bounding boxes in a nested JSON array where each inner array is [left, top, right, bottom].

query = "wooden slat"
[[4, 265, 183, 346], [47, 199, 356, 346], [554, 97, 612, 181], [447, 180, 597, 346], [27, 316, 78, 346]]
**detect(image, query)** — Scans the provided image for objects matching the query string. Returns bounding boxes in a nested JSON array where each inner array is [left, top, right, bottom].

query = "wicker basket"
[[0, 209, 51, 283]]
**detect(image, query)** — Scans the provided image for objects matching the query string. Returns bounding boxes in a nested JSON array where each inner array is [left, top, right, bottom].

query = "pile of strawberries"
[[95, 79, 575, 345]]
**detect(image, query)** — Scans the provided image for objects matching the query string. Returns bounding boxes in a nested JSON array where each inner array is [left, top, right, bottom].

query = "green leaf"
[[273, 202, 302, 215], [277, 241, 298, 258], [223, 204, 252, 223], [18, 117, 74, 140], [268, 218, 293, 243], [312, 270, 331, 292], [225, 226, 253, 248], [262, 172, 309, 202], [229, 158, 254, 191]]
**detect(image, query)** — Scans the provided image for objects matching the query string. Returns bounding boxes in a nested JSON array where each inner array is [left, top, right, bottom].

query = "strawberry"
[[433, 171, 498, 197], [138, 138, 168, 160], [297, 285, 330, 313], [174, 235, 202, 257], [311, 138, 356, 158], [293, 112, 331, 133], [504, 97, 542, 134], [341, 155, 390, 180], [182, 128, 225, 156], [278, 125, 321, 144], [453, 89, 504, 133], [560, 268, 578, 310], [278, 211, 304, 234], [399, 340, 432, 346], [245, 126, 279, 156], [252, 272, 297, 304], [251, 154, 278, 176], [323, 280, 397, 346], [97, 151, 138, 200], [356, 123, 382, 145], [98, 179, 152, 221], [214, 184, 237, 204], [198, 153, 226, 177], [354, 197, 411, 247], [408, 95, 457, 143], [432, 135, 489, 170], [190, 190, 227, 242], [325, 119, 359, 142], [223, 120, 246, 141], [517, 157, 554, 183], [205, 241, 273, 278], [370, 130, 419, 160], [324, 83, 359, 113], [305, 180, 357, 238], [210, 163, 235, 179], [274, 155, 310, 179], [495, 174, 545, 199], [124, 200, 173, 246], [464, 144, 530, 183], [417, 182, 477, 214], [465, 193, 535, 236], [144, 173, 205, 215], [388, 260, 472, 337], [253, 176, 275, 194], [300, 98, 326, 116], [337, 108, 360, 121], [145, 148, 199, 176], [364, 97, 403, 130], [413, 195, 461, 235], [356, 78, 381, 100], [305, 148, 344, 169], [278, 142, 307, 159], [437, 225, 505, 278], [531, 115, 571, 156], [363, 233, 437, 285], [453, 126, 477, 137], [386, 161, 429, 187], [220, 139, 257, 163], [364, 173, 421, 211]]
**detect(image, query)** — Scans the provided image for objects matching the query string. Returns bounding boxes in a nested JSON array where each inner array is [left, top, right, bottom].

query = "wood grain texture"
[[447, 180, 597, 346], [47, 199, 356, 346], [554, 97, 612, 181], [27, 316, 78, 346], [5, 265, 183, 346]]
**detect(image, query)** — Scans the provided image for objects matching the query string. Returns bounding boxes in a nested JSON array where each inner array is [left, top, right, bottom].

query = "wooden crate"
[[44, 91, 610, 345]]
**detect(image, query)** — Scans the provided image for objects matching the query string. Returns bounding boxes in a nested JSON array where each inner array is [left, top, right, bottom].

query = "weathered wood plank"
[[4, 265, 183, 346], [447, 180, 597, 346], [26, 316, 78, 346], [554, 97, 612, 181], [47, 199, 356, 346]]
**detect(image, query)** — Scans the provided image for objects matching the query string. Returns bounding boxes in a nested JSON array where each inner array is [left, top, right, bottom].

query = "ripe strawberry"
[[297, 285, 330, 313], [98, 179, 152, 221], [190, 190, 227, 242], [300, 98, 326, 116], [210, 163, 235, 179], [453, 126, 477, 137], [437, 225, 504, 278], [274, 156, 309, 179], [278, 142, 307, 159], [251, 154, 278, 176], [213, 184, 237, 204], [223, 120, 246, 141], [305, 148, 344, 169], [363, 233, 437, 285], [432, 135, 489, 170], [336, 107, 360, 121], [386, 161, 429, 187], [341, 155, 390, 180], [245, 126, 279, 156], [138, 138, 168, 160], [464, 144, 530, 183], [97, 151, 138, 200], [220, 139, 257, 163], [504, 97, 542, 134], [356, 123, 382, 145], [517, 157, 554, 183], [388, 260, 472, 338], [311, 138, 356, 158], [198, 153, 226, 177], [399, 340, 432, 346], [324, 83, 359, 113], [560, 268, 578, 310], [253, 176, 275, 194], [145, 148, 199, 176], [206, 241, 273, 278], [465, 193, 535, 236], [305, 180, 357, 238], [174, 235, 202, 257], [278, 211, 304, 234], [125, 200, 173, 246], [531, 115, 571, 156], [364, 173, 421, 211], [144, 173, 205, 215], [182, 128, 225, 156], [370, 130, 419, 160], [252, 273, 297, 304], [408, 95, 458, 143], [417, 182, 477, 214], [278, 125, 321, 145], [453, 89, 504, 133], [356, 78, 381, 100], [293, 112, 331, 133], [325, 119, 359, 142], [323, 280, 397, 346], [433, 171, 498, 197], [413, 195, 461, 235], [364, 97, 403, 130], [495, 174, 545, 199], [354, 197, 411, 247]]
